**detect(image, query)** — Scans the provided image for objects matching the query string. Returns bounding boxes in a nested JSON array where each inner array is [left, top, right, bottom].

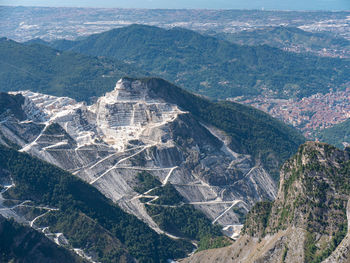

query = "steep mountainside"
[[317, 118, 350, 149], [183, 142, 350, 263], [214, 26, 350, 58], [0, 144, 194, 263], [0, 215, 85, 263], [0, 38, 147, 101], [0, 77, 303, 245], [49, 24, 349, 100]]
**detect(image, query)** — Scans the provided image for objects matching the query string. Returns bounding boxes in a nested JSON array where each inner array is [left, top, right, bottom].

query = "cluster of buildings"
[[237, 88, 350, 138]]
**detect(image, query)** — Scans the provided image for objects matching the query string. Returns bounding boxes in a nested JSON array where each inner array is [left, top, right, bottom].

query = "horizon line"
[[1, 5, 349, 12]]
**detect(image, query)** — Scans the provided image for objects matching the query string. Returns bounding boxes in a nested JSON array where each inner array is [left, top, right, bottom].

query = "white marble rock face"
[[3, 78, 277, 239]]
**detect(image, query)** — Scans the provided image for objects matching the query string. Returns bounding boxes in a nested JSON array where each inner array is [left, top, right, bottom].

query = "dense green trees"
[[0, 215, 84, 263], [133, 171, 161, 194], [50, 24, 350, 100], [146, 205, 222, 241], [0, 38, 146, 101], [0, 92, 25, 120], [316, 118, 350, 149]]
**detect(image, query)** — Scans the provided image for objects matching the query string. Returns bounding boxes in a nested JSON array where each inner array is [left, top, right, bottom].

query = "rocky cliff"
[[182, 142, 350, 263]]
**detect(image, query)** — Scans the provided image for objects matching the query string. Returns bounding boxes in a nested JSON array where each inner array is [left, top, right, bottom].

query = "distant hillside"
[[0, 92, 26, 120], [50, 24, 350, 100], [0, 38, 147, 102], [317, 118, 350, 149], [214, 26, 350, 58]]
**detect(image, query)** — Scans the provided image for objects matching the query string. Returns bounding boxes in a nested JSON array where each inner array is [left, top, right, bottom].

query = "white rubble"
[[3, 78, 277, 239]]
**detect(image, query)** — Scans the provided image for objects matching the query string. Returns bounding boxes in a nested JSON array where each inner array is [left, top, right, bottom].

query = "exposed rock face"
[[182, 142, 350, 263], [0, 78, 277, 238]]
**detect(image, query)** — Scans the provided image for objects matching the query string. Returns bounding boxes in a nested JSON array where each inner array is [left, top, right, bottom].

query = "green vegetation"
[[148, 183, 184, 205], [283, 169, 300, 198], [242, 201, 272, 237], [133, 171, 161, 194], [0, 215, 84, 263], [0, 144, 193, 262], [197, 236, 233, 252], [244, 143, 350, 262], [232, 206, 247, 224], [0, 37, 306, 176], [304, 223, 347, 263], [146, 205, 222, 241], [0, 92, 25, 120], [51, 24, 349, 100], [316, 118, 350, 149], [282, 245, 288, 262], [39, 211, 135, 263], [0, 38, 147, 102], [143, 182, 229, 250]]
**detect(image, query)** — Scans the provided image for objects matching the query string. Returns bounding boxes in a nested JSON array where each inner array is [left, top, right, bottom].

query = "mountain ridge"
[[182, 141, 350, 263], [48, 24, 350, 100], [0, 38, 147, 102]]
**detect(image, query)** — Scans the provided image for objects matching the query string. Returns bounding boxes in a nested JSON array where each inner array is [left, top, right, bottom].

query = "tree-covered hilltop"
[[50, 24, 349, 100], [316, 119, 350, 149], [0, 38, 147, 102], [0, 144, 195, 263]]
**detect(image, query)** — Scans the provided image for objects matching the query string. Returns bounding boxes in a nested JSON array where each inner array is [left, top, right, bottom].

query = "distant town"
[[232, 87, 350, 138]]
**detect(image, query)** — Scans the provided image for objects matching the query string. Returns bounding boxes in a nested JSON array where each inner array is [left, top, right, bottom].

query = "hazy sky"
[[1, 0, 349, 10]]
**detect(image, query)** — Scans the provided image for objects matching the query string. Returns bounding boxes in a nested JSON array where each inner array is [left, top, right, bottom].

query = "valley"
[[1, 19, 349, 147], [0, 5, 349, 263]]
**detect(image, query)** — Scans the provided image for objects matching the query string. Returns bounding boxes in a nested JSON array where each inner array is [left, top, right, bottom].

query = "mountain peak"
[[101, 78, 150, 103]]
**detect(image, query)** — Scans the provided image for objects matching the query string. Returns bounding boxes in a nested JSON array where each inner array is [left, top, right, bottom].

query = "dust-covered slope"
[[0, 77, 303, 243], [0, 144, 192, 263]]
